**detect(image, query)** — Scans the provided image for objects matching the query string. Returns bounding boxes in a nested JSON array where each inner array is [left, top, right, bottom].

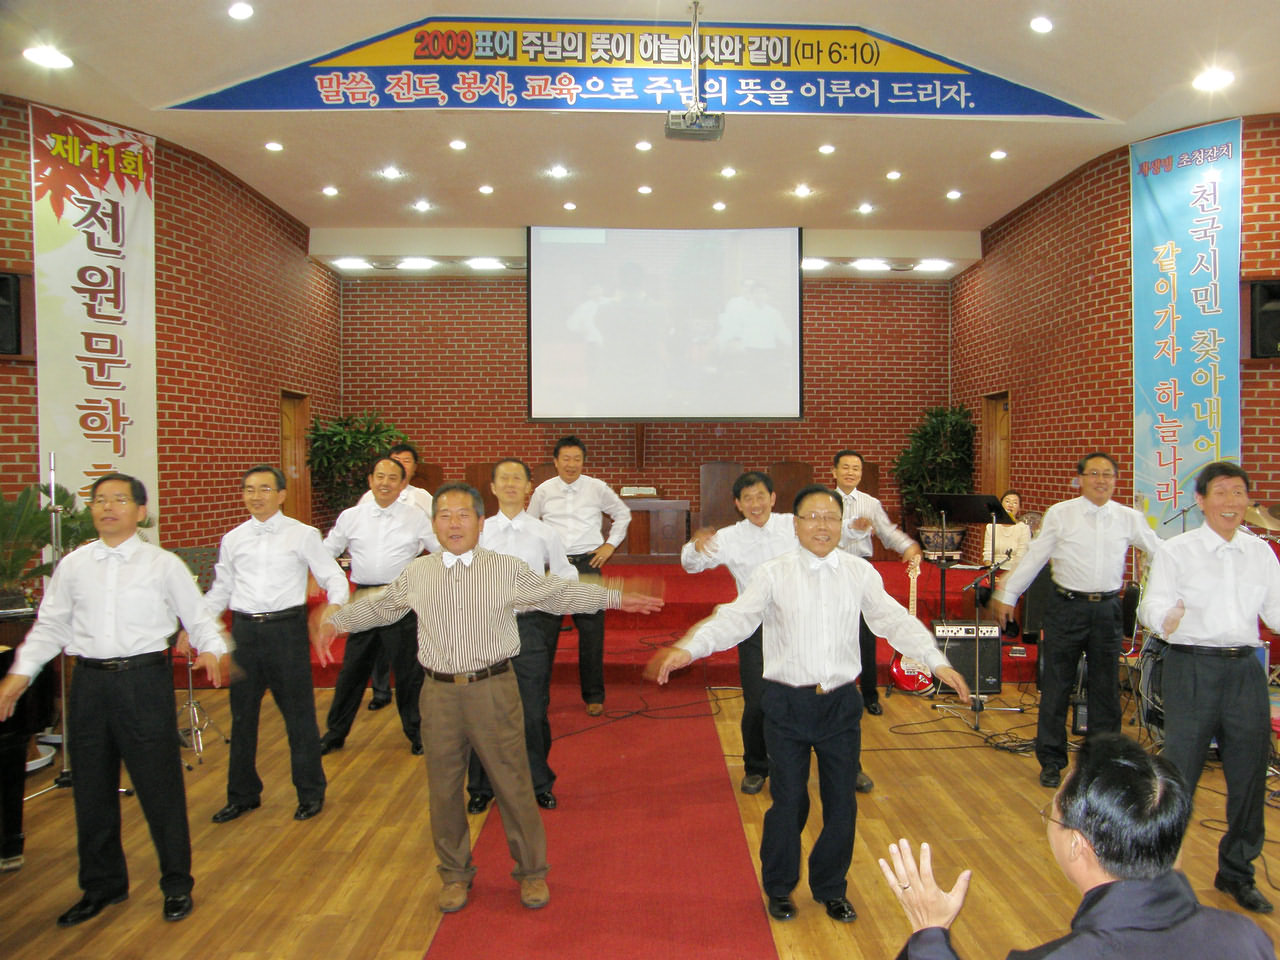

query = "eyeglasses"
[[90, 495, 134, 507], [1039, 803, 1067, 828], [1082, 471, 1116, 480], [243, 485, 279, 495], [798, 512, 843, 524]]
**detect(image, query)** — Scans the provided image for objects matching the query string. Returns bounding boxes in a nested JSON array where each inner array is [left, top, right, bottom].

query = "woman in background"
[[983, 489, 1031, 578]]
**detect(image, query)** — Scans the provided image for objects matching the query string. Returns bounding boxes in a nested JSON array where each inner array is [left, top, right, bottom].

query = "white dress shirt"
[[1139, 525, 1280, 647], [479, 510, 578, 579], [205, 510, 349, 616], [982, 521, 1032, 572], [678, 547, 951, 692], [12, 534, 228, 676], [527, 474, 631, 554], [994, 497, 1160, 605], [324, 498, 435, 585], [680, 513, 797, 593], [836, 487, 916, 558], [359, 485, 439, 551]]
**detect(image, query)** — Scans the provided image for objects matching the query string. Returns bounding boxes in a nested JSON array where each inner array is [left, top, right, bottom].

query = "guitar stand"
[[176, 651, 229, 768]]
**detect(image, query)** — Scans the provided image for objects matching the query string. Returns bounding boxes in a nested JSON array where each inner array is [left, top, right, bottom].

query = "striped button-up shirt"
[[837, 487, 916, 558], [327, 547, 620, 673]]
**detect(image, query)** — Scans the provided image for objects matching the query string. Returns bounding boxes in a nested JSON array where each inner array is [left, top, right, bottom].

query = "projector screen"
[[528, 226, 802, 420]]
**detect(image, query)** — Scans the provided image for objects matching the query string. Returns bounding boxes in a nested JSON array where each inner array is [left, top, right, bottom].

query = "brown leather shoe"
[[520, 876, 550, 909], [438, 880, 471, 913]]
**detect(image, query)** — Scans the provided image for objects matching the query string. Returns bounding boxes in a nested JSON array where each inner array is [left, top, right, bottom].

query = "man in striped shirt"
[[317, 481, 662, 915]]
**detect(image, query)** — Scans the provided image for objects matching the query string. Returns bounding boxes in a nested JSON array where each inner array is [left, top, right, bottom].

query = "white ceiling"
[[3, 0, 1277, 279]]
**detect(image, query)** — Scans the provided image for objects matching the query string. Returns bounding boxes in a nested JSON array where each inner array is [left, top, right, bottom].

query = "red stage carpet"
[[424, 676, 777, 960]]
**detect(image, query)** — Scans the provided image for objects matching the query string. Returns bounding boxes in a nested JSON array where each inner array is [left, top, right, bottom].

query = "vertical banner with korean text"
[[30, 105, 159, 538], [1131, 118, 1241, 538]]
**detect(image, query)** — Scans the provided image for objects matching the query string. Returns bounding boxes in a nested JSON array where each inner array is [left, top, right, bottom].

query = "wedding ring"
[[901, 883, 911, 890]]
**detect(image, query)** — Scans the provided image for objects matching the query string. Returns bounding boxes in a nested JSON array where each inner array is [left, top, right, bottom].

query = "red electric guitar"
[[889, 559, 936, 693]]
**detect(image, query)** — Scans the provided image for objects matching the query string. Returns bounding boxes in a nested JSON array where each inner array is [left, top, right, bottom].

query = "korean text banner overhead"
[[1131, 118, 1241, 537], [30, 105, 159, 535], [174, 17, 1095, 119]]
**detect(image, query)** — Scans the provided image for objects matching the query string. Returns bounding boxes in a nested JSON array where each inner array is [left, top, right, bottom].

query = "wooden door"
[[280, 392, 311, 524], [981, 393, 1011, 498]]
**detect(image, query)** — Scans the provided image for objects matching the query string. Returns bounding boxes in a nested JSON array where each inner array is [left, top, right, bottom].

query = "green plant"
[[307, 412, 408, 514], [0, 484, 95, 605], [892, 405, 977, 527]]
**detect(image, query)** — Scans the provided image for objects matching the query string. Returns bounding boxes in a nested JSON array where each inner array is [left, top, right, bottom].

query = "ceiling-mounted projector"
[[665, 109, 725, 141]]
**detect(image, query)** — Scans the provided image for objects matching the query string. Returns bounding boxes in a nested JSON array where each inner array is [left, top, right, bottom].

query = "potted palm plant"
[[892, 405, 976, 556], [306, 412, 409, 516], [0, 484, 95, 609]]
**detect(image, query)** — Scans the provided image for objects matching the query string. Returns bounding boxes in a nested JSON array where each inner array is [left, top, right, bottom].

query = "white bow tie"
[[808, 552, 839, 571], [93, 543, 127, 561], [442, 551, 474, 569]]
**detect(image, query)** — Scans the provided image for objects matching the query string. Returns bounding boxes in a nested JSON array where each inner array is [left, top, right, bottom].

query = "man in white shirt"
[[319, 457, 434, 756], [467, 458, 577, 813], [681, 470, 796, 795], [206, 465, 349, 825], [0, 473, 227, 927], [832, 450, 923, 717], [527, 435, 631, 715], [1138, 460, 1280, 914], [991, 453, 1159, 789], [647, 485, 969, 925]]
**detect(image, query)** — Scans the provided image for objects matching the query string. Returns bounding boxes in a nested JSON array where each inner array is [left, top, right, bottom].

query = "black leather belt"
[[1053, 585, 1122, 602], [424, 660, 510, 685], [232, 604, 308, 623], [78, 651, 167, 671], [351, 583, 387, 590], [1167, 643, 1258, 659]]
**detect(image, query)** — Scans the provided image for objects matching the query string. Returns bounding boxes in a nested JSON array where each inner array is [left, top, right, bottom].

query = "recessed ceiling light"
[[412, 199, 431, 212], [712, 201, 726, 211], [264, 141, 283, 152], [990, 149, 1007, 160], [1030, 16, 1053, 33], [793, 184, 813, 198], [720, 166, 737, 178], [22, 45, 73, 69], [322, 186, 338, 197], [397, 257, 438, 270], [478, 184, 494, 195], [637, 185, 652, 195], [635, 140, 652, 152], [449, 139, 467, 151], [466, 257, 505, 270], [915, 259, 952, 272], [563, 201, 576, 210], [380, 165, 403, 180], [853, 259, 889, 271], [818, 144, 836, 155], [801, 258, 829, 271], [333, 257, 371, 270], [946, 189, 962, 200], [548, 164, 568, 178], [1192, 67, 1235, 92], [228, 3, 254, 20], [886, 170, 901, 181], [857, 202, 874, 215]]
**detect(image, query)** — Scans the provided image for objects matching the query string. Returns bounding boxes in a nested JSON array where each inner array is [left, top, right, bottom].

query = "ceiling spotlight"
[[264, 141, 283, 152], [1192, 67, 1234, 92], [720, 166, 737, 178], [818, 144, 836, 155], [712, 201, 726, 211], [946, 189, 962, 200], [466, 257, 505, 270], [915, 259, 952, 272], [333, 258, 371, 270], [801, 258, 829, 271], [793, 184, 813, 198], [637, 185, 652, 195], [635, 140, 653, 152], [853, 259, 890, 271], [412, 199, 431, 212], [1030, 16, 1053, 33], [857, 202, 874, 215], [380, 165, 403, 180], [548, 164, 568, 178], [397, 258, 438, 270], [228, 3, 254, 19], [22, 45, 74, 69], [990, 149, 1007, 160], [886, 170, 901, 181], [563, 202, 576, 210], [322, 186, 338, 197], [449, 139, 467, 150], [478, 184, 494, 194]]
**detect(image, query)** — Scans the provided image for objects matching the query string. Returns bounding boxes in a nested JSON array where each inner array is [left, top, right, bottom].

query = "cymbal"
[[1245, 504, 1280, 531]]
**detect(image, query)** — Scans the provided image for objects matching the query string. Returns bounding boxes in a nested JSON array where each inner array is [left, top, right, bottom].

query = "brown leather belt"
[[424, 659, 511, 685]]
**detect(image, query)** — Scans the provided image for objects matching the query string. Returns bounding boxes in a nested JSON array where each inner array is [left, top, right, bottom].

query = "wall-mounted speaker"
[[0, 274, 19, 355], [1252, 281, 1280, 359]]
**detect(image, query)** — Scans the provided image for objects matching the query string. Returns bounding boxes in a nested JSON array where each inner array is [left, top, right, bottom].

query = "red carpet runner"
[[424, 676, 777, 960]]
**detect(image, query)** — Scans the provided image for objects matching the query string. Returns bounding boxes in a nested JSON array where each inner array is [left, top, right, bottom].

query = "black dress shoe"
[[367, 697, 391, 711], [822, 897, 857, 923], [319, 736, 344, 756], [211, 800, 260, 823], [56, 891, 128, 927], [411, 741, 424, 755], [855, 771, 874, 793], [163, 894, 193, 922], [1215, 873, 1275, 913], [766, 894, 796, 920], [294, 799, 324, 821], [1039, 765, 1062, 788], [536, 791, 557, 810], [865, 700, 884, 716], [467, 794, 492, 814]]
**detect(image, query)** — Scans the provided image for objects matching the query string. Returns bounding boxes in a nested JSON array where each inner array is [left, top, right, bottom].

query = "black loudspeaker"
[[935, 636, 1002, 695], [0, 274, 18, 355], [1252, 281, 1280, 359]]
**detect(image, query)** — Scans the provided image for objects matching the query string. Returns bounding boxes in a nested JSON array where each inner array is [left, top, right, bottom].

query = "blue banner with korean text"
[[172, 17, 1095, 119], [1131, 118, 1241, 537]]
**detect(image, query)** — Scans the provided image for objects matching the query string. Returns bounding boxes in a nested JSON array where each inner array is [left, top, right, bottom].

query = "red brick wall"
[[0, 99, 38, 493], [340, 276, 951, 519]]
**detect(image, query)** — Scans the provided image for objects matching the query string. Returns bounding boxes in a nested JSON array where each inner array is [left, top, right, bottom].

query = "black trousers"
[[369, 645, 392, 701], [760, 679, 862, 901], [0, 734, 25, 860], [738, 625, 769, 777], [69, 659, 193, 897], [1161, 647, 1271, 882], [567, 553, 606, 705], [468, 610, 562, 796], [857, 615, 880, 705], [1035, 591, 1123, 770], [227, 613, 326, 805], [324, 611, 422, 746]]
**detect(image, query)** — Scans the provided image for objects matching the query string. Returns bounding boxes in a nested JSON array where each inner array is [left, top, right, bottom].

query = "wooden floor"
[[1, 678, 1278, 959]]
